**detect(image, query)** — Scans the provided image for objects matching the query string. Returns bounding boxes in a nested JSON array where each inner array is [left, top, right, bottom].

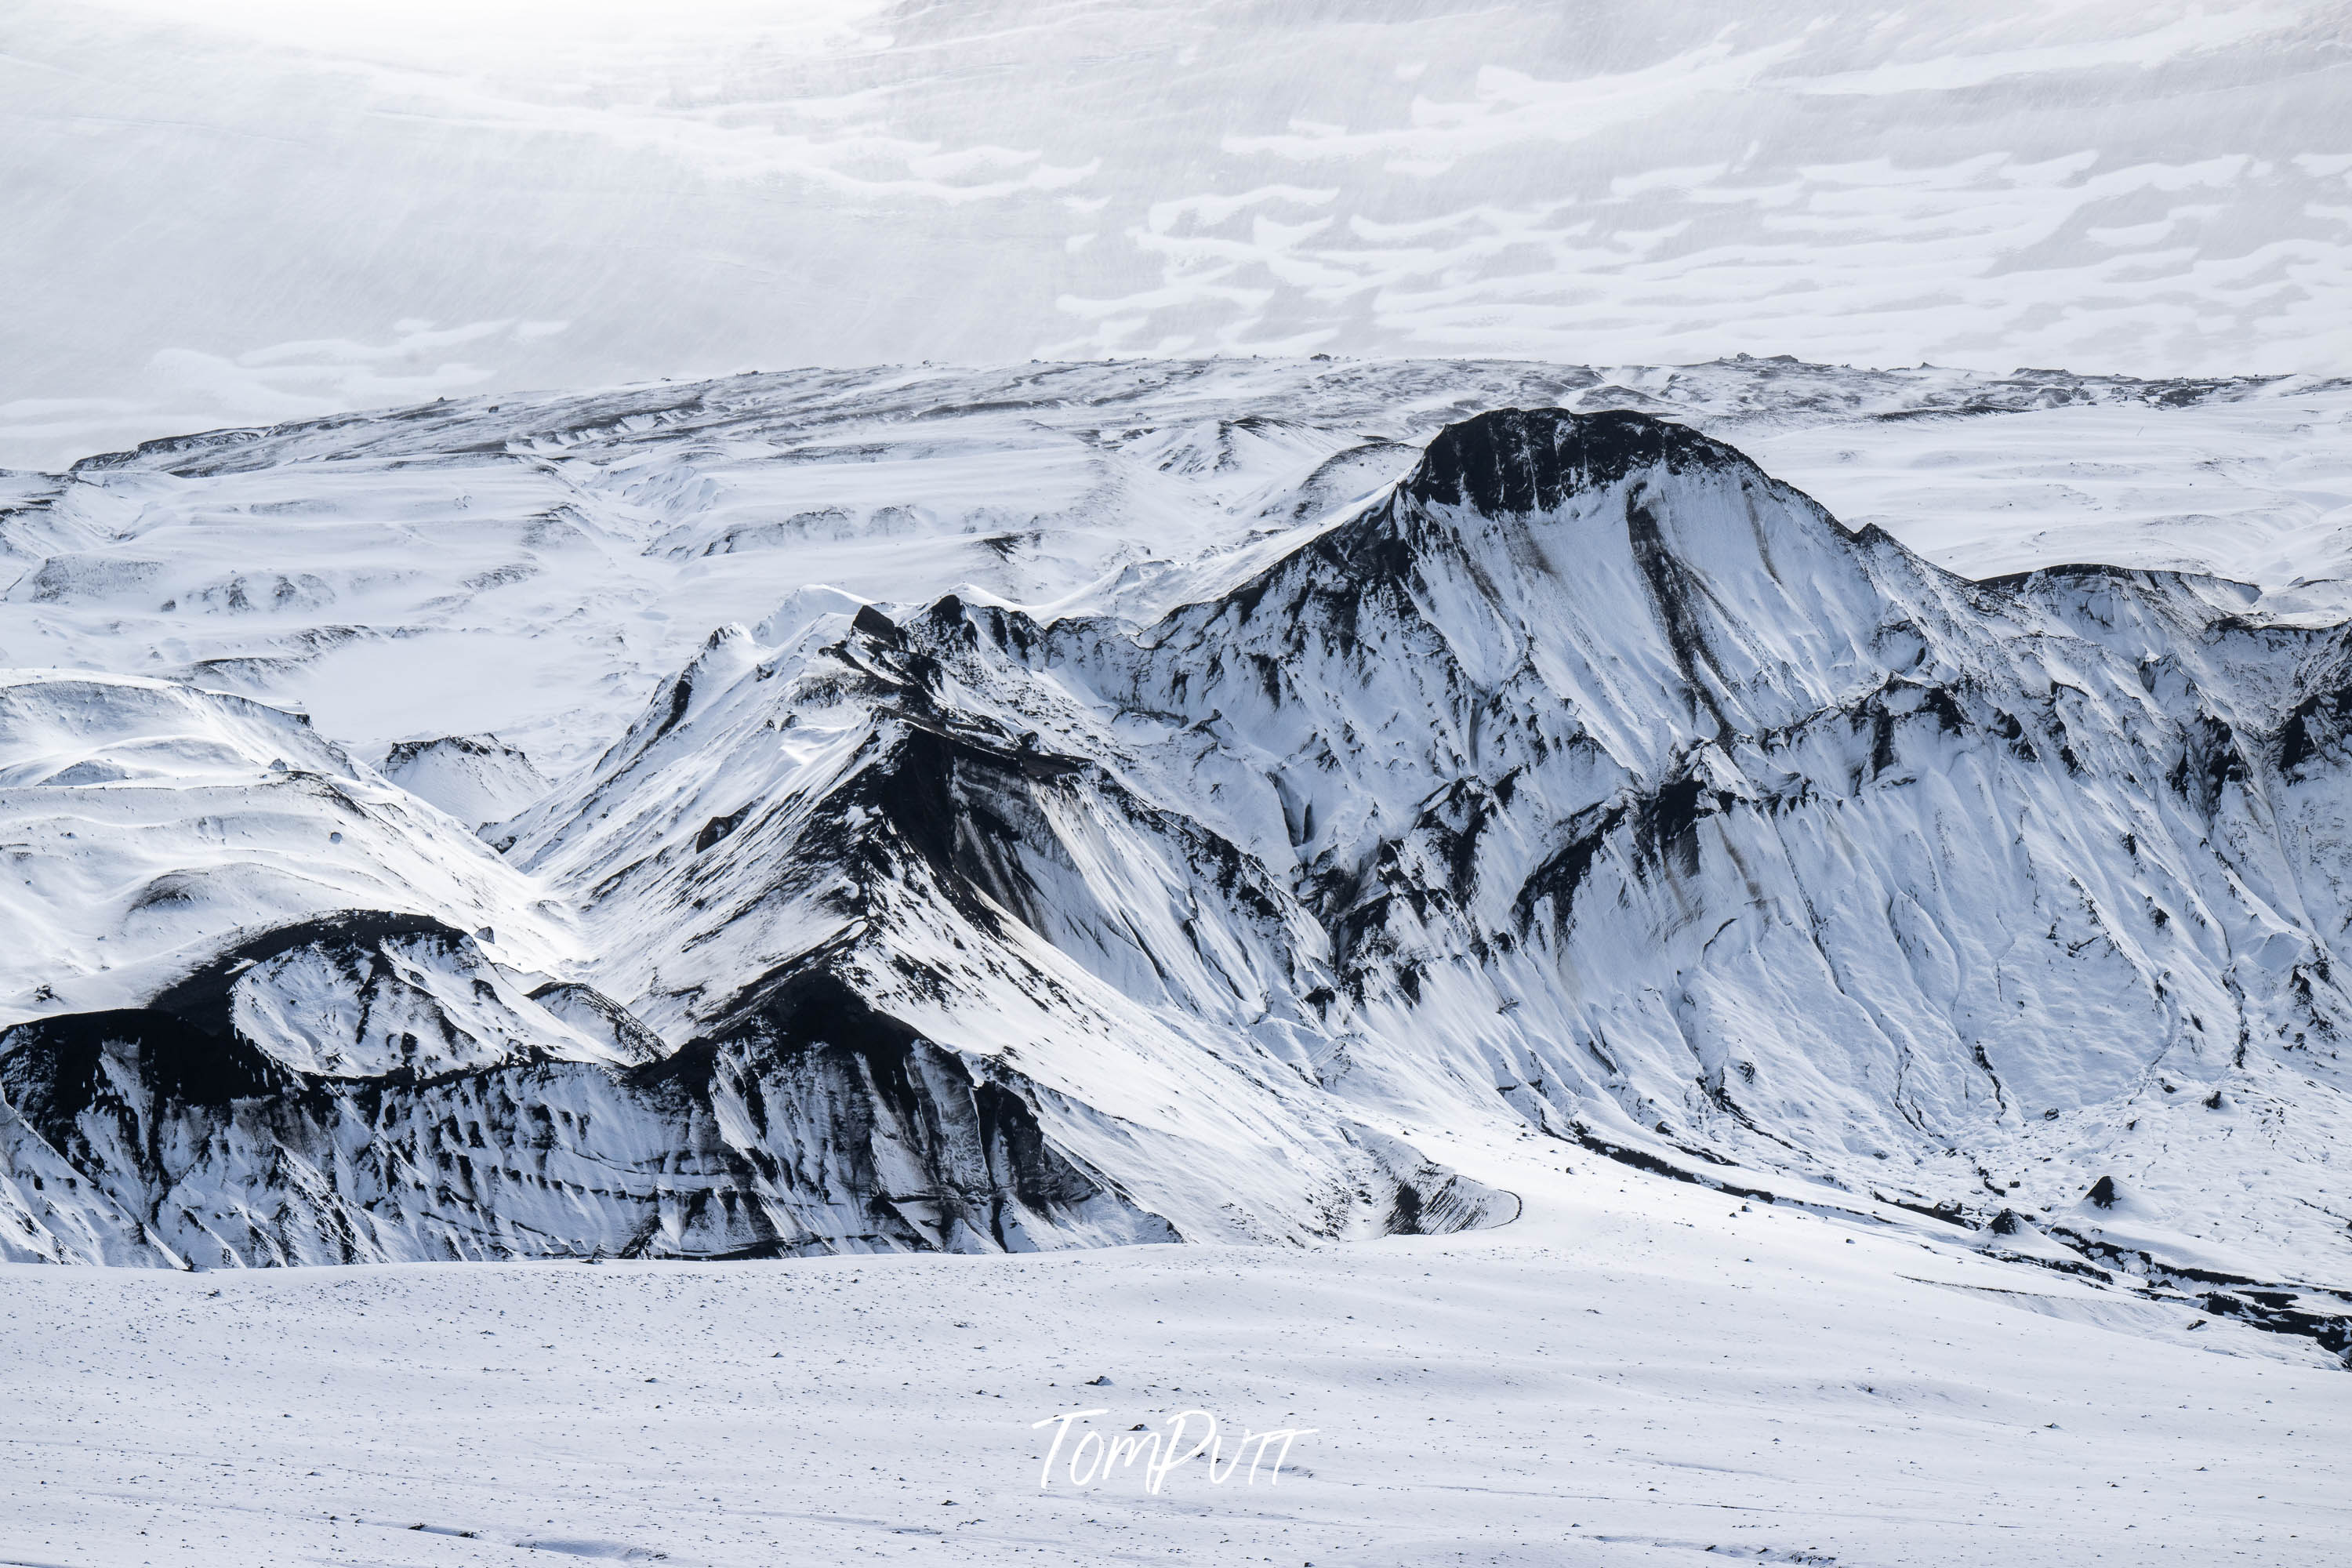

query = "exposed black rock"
[[0, 946, 1180, 1265], [1406, 408, 1726, 514]]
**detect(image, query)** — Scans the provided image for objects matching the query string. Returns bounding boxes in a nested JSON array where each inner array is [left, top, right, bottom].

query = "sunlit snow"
[[5, 5, 2350, 1561]]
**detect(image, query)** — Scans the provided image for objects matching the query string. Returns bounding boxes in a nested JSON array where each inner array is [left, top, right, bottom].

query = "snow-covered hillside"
[[4, 361, 2352, 1385]]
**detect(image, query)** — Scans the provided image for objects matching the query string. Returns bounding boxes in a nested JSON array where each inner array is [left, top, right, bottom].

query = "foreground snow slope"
[[3, 1145, 2345, 1566]]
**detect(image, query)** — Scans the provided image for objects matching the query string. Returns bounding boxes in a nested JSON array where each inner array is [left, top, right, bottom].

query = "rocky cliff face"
[[6, 404, 2352, 1308]]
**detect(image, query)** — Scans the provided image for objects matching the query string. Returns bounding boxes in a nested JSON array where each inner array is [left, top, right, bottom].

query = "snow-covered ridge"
[[4, 356, 2343, 780], [2, 377, 2350, 1370]]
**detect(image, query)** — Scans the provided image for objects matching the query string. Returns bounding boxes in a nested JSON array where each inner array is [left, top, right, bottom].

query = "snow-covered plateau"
[[4, 356, 2351, 1563]]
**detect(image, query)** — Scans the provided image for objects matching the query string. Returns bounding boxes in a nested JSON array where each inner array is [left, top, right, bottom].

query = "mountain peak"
[[1405, 407, 1726, 514]]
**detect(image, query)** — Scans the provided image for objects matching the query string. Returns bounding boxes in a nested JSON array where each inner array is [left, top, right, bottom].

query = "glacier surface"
[[8, 1, 2349, 468]]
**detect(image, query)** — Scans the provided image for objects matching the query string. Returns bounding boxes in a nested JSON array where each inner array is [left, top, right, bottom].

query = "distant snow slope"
[[0, 670, 575, 1019], [7, 2, 2347, 468], [380, 735, 550, 831], [5, 358, 2344, 776], [5, 367, 2352, 1388]]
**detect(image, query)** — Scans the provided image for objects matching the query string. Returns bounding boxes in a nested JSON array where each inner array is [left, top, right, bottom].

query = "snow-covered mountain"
[[5, 364, 2352, 1372], [5, 355, 2344, 781]]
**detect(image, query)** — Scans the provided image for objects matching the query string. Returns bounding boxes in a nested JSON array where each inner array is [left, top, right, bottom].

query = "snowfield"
[[4, 356, 2351, 1563], [7, 2, 2347, 470], [6, 1155, 2349, 1566]]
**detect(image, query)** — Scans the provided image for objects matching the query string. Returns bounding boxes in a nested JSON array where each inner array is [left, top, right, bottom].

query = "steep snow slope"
[[0, 673, 688, 1265], [8, 387, 2352, 1381], [495, 405, 2352, 1287], [0, 665, 1209, 1265]]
